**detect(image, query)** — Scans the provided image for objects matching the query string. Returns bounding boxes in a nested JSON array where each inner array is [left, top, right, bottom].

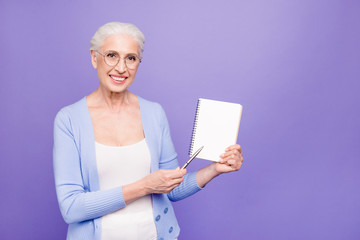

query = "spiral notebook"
[[189, 98, 243, 162]]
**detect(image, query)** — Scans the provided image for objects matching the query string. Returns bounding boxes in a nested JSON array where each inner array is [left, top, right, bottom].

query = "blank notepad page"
[[190, 98, 243, 162]]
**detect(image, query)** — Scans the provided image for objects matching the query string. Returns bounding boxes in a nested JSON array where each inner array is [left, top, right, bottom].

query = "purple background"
[[1, 1, 359, 239]]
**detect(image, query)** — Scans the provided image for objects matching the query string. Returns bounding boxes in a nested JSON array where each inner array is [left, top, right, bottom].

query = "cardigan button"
[[164, 207, 168, 214], [155, 215, 161, 221], [169, 226, 173, 233]]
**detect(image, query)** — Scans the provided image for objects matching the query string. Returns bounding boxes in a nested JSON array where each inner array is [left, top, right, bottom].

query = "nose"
[[114, 57, 127, 72]]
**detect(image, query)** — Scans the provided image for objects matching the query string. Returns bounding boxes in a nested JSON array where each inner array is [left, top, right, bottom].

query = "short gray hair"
[[90, 22, 145, 58]]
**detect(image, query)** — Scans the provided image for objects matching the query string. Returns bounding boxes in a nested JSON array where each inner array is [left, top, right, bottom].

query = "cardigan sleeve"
[[53, 109, 126, 224], [156, 105, 202, 201]]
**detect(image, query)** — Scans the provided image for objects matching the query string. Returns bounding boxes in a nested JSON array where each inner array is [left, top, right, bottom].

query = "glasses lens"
[[104, 51, 120, 66], [125, 55, 139, 69], [102, 51, 140, 69]]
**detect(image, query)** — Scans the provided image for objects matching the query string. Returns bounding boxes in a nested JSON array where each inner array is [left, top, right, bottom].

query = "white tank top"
[[95, 139, 157, 240]]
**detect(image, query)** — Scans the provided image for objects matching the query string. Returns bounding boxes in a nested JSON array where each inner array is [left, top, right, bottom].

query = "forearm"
[[167, 171, 202, 201], [59, 179, 150, 224], [196, 163, 221, 188], [124, 168, 189, 203], [122, 178, 148, 205], [57, 186, 125, 224]]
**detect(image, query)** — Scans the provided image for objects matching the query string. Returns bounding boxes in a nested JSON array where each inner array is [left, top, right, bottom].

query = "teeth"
[[111, 75, 125, 81]]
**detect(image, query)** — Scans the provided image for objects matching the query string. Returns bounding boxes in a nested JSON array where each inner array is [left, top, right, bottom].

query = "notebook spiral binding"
[[189, 99, 202, 156]]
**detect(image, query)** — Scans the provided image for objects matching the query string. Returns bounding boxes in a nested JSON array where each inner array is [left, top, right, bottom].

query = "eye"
[[127, 55, 137, 62], [106, 52, 118, 58]]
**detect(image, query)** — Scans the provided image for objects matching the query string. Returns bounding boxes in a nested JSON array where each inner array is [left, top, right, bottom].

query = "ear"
[[90, 50, 97, 69]]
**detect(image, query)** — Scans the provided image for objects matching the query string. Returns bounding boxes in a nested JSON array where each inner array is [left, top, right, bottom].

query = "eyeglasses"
[[96, 50, 141, 69]]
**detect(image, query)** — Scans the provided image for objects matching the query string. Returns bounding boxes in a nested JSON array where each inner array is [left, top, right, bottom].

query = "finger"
[[174, 168, 187, 178], [228, 145, 242, 156], [161, 177, 183, 191], [220, 149, 240, 159], [225, 154, 243, 167], [218, 162, 235, 171], [225, 145, 236, 151], [168, 177, 184, 187], [166, 182, 181, 193], [226, 159, 243, 170], [180, 168, 187, 176], [221, 152, 240, 162], [164, 168, 186, 178], [225, 144, 241, 151], [171, 169, 187, 181], [237, 160, 243, 170], [227, 159, 237, 165]]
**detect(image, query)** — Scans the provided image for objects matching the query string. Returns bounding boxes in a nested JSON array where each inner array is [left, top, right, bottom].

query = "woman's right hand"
[[123, 167, 186, 205], [143, 167, 187, 194]]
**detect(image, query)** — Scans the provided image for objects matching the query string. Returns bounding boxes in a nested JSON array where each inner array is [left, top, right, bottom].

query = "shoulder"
[[137, 96, 166, 116], [54, 97, 88, 126], [137, 96, 170, 130]]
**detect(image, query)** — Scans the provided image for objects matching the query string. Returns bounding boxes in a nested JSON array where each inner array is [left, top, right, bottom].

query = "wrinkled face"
[[90, 34, 140, 94]]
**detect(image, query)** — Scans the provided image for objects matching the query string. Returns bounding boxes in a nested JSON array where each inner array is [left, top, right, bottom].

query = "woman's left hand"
[[216, 144, 244, 173], [196, 144, 244, 188]]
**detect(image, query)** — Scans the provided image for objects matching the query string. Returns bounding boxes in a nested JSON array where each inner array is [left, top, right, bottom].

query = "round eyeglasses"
[[96, 50, 141, 70]]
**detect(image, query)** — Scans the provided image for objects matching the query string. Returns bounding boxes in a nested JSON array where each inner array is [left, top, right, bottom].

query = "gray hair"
[[90, 22, 145, 58]]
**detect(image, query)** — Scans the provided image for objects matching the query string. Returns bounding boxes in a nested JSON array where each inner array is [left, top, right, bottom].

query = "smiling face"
[[90, 34, 140, 94]]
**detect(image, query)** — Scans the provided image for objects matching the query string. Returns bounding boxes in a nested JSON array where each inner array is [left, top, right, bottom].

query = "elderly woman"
[[53, 22, 243, 240]]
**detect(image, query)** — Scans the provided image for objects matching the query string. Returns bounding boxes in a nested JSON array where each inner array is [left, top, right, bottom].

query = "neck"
[[94, 87, 133, 112]]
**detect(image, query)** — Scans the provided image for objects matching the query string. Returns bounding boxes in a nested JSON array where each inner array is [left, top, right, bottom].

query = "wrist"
[[123, 178, 148, 205], [209, 162, 222, 177], [196, 163, 221, 188], [138, 177, 150, 196]]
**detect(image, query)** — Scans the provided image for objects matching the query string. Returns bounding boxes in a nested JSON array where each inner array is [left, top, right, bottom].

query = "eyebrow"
[[105, 50, 139, 56]]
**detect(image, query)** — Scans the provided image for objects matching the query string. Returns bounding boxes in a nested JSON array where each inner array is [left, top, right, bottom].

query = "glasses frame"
[[95, 50, 142, 69]]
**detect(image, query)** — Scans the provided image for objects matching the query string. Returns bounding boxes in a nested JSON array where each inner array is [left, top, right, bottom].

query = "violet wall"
[[1, 0, 359, 239]]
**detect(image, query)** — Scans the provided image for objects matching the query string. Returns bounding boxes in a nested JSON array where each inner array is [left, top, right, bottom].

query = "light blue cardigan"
[[53, 96, 202, 240]]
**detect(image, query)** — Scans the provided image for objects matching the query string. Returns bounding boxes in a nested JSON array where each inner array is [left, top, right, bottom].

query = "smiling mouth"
[[110, 75, 127, 82]]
